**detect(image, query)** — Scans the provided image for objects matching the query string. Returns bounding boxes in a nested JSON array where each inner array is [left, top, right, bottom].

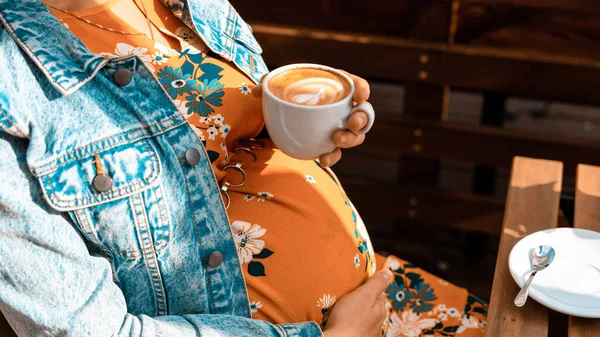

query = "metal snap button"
[[185, 148, 201, 166], [113, 68, 132, 87], [208, 251, 224, 268], [93, 174, 113, 193]]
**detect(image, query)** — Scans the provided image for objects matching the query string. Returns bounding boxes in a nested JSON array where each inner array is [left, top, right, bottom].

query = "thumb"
[[251, 73, 268, 98], [357, 270, 393, 302]]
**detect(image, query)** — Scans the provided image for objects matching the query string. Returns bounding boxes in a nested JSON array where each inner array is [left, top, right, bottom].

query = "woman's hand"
[[322, 270, 392, 337], [252, 70, 373, 167], [320, 71, 372, 167]]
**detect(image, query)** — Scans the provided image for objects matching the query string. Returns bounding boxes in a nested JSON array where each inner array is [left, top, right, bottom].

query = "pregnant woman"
[[0, 0, 487, 336]]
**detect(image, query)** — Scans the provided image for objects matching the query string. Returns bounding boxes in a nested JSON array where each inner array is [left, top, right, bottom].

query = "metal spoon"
[[514, 245, 556, 307]]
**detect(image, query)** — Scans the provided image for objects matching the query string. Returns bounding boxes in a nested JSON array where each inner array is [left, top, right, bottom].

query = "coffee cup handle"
[[350, 102, 375, 136]]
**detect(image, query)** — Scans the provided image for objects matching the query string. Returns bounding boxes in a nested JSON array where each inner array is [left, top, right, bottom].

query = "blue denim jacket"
[[0, 0, 322, 336]]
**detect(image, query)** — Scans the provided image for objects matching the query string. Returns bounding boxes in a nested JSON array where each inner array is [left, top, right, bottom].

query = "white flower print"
[[250, 301, 262, 314], [386, 311, 436, 337], [438, 313, 448, 321], [231, 221, 266, 264], [199, 116, 209, 124], [351, 203, 376, 275], [256, 192, 274, 202], [210, 114, 225, 126], [305, 175, 317, 184], [239, 82, 251, 95], [316, 294, 337, 313], [387, 258, 401, 271], [220, 142, 227, 151], [243, 195, 256, 202], [353, 253, 360, 269], [448, 308, 461, 317], [221, 124, 231, 138], [112, 43, 155, 72], [439, 279, 449, 286], [207, 126, 219, 140], [436, 304, 447, 312], [152, 51, 169, 65], [457, 315, 480, 334]]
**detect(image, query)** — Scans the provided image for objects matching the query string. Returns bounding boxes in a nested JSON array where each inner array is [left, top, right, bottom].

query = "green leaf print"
[[248, 261, 266, 277], [188, 52, 204, 64], [207, 150, 220, 163], [253, 248, 274, 259], [198, 63, 224, 82], [181, 60, 195, 78], [406, 272, 424, 289], [443, 326, 460, 333]]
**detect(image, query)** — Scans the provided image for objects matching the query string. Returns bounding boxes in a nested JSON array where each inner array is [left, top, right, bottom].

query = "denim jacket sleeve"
[[0, 132, 323, 337]]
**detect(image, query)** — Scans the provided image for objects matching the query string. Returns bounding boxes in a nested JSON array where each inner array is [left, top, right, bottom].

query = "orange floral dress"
[[52, 1, 488, 336]]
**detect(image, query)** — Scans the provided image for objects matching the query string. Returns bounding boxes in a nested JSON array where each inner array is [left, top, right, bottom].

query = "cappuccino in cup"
[[267, 68, 352, 106], [262, 64, 375, 160]]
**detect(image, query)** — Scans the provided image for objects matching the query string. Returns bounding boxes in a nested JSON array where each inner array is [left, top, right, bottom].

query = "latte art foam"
[[268, 68, 351, 106], [283, 78, 345, 106]]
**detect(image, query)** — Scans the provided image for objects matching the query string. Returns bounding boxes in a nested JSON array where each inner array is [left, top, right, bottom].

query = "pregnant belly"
[[224, 144, 376, 324]]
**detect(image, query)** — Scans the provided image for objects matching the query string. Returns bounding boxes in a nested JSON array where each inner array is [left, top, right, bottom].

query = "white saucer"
[[509, 228, 600, 318]]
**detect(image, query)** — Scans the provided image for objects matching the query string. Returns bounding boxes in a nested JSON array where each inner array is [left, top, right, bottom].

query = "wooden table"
[[486, 157, 600, 337]]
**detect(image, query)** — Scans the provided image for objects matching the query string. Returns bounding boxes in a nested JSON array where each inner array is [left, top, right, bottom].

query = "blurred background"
[[230, 0, 600, 300]]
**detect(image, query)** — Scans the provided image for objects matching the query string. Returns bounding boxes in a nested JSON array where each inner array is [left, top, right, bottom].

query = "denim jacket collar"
[[0, 0, 265, 96], [0, 0, 108, 95]]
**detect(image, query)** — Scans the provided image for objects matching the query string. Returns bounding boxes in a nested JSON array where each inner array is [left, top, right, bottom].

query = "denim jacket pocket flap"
[[38, 139, 161, 212], [233, 13, 263, 54]]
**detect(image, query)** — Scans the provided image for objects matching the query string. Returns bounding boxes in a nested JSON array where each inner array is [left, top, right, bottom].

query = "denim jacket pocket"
[[38, 138, 171, 259]]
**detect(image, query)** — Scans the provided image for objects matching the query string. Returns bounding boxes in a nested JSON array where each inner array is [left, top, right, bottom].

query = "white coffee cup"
[[262, 63, 375, 160]]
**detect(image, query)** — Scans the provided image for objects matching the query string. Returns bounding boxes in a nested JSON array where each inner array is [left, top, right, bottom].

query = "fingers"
[[251, 73, 268, 98], [319, 147, 342, 168], [339, 70, 370, 103], [359, 270, 393, 302], [332, 130, 365, 149], [375, 293, 387, 311], [374, 294, 388, 335], [348, 110, 370, 134], [251, 84, 262, 98], [375, 293, 387, 323]]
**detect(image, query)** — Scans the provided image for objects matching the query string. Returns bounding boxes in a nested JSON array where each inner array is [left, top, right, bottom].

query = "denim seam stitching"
[[133, 192, 169, 315], [274, 324, 289, 337], [0, 107, 26, 138], [153, 182, 172, 250], [73, 209, 99, 243], [44, 139, 160, 206], [130, 193, 159, 310], [141, 191, 168, 315], [227, 8, 237, 58], [31, 115, 186, 176]]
